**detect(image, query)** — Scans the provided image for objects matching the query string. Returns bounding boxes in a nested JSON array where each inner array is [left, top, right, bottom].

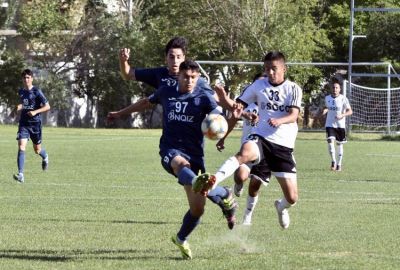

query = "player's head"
[[165, 37, 188, 76], [263, 51, 286, 85], [21, 69, 34, 88], [331, 79, 341, 97], [178, 60, 200, 93]]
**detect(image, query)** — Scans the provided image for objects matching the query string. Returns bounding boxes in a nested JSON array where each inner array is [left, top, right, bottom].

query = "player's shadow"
[[0, 248, 158, 261]]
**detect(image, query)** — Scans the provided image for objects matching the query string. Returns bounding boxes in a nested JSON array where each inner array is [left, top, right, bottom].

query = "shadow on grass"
[[0, 248, 158, 261], [3, 217, 177, 225]]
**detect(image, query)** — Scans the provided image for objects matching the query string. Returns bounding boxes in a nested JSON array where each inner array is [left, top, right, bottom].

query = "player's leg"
[[233, 164, 251, 197], [165, 150, 237, 229], [172, 186, 206, 260], [274, 175, 298, 229], [13, 126, 29, 182], [326, 127, 337, 170], [243, 164, 270, 225], [193, 136, 261, 194], [335, 128, 347, 171], [31, 124, 48, 171]]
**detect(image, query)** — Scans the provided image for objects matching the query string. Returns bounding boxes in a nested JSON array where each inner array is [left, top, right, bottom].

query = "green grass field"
[[0, 125, 399, 270]]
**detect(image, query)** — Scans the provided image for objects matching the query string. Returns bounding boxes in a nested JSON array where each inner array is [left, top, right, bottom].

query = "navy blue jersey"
[[148, 84, 218, 157], [18, 87, 48, 125], [135, 66, 213, 94]]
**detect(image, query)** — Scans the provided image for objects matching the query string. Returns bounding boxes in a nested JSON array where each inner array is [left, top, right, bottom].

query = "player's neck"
[[23, 84, 34, 91]]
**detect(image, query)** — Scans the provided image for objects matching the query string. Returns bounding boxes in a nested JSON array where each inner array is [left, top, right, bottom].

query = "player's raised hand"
[[119, 48, 130, 62]]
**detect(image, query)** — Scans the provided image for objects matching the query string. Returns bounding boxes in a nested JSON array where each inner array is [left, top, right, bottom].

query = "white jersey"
[[241, 103, 258, 144], [325, 94, 351, 128], [238, 78, 302, 149]]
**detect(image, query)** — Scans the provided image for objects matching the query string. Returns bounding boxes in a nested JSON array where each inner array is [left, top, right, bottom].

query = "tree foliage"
[[0, 0, 399, 127]]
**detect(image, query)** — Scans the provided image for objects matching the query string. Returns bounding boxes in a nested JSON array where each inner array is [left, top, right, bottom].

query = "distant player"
[[322, 80, 353, 171], [194, 51, 303, 230], [216, 74, 271, 226], [13, 69, 50, 183], [108, 60, 237, 259]]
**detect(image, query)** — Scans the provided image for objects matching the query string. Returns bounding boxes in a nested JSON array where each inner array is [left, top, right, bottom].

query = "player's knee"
[[327, 138, 334, 144], [34, 148, 41, 154], [190, 206, 204, 217], [287, 192, 298, 205]]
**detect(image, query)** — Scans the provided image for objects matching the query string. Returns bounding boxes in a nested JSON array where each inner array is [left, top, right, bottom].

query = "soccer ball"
[[201, 113, 228, 140]]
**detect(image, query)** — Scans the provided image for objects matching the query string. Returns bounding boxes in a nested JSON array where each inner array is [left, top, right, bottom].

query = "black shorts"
[[326, 127, 347, 143], [249, 134, 296, 175], [249, 159, 271, 183]]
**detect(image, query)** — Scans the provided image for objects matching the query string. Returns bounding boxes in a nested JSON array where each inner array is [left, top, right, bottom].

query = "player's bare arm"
[[27, 103, 50, 117], [213, 84, 236, 110], [336, 107, 353, 120], [107, 97, 153, 120], [268, 107, 300, 127], [119, 48, 136, 80]]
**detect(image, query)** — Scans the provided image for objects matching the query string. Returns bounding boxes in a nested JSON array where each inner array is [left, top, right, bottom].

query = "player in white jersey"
[[322, 81, 352, 171], [216, 75, 271, 225], [194, 51, 303, 229]]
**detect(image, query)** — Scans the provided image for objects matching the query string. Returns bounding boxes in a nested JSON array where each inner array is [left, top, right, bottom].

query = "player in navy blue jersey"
[[108, 60, 237, 259], [13, 69, 50, 183], [117, 36, 230, 113]]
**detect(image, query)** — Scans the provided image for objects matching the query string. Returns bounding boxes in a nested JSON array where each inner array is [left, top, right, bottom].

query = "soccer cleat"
[[219, 187, 238, 230], [242, 210, 253, 226], [336, 164, 342, 171], [192, 173, 216, 196], [171, 235, 192, 260], [42, 155, 49, 171], [13, 173, 24, 183], [330, 162, 336, 171], [274, 200, 290, 229], [233, 182, 243, 197]]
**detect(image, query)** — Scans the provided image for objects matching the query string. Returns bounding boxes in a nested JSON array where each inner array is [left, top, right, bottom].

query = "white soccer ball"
[[201, 113, 228, 140]]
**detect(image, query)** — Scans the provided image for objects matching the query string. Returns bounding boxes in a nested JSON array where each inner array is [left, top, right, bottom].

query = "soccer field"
[[0, 125, 399, 270]]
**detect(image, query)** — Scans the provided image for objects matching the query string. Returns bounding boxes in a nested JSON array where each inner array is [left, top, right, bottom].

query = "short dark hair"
[[165, 36, 188, 56], [179, 60, 200, 73], [21, 69, 33, 77], [263, 51, 286, 63]]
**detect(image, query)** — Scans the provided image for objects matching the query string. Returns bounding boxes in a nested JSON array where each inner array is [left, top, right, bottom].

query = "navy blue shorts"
[[16, 123, 42, 145], [159, 148, 205, 178]]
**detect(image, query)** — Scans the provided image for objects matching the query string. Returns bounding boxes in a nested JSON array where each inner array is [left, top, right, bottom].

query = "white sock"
[[337, 144, 344, 166], [214, 156, 240, 185], [277, 198, 294, 211], [328, 142, 336, 163], [245, 195, 259, 213]]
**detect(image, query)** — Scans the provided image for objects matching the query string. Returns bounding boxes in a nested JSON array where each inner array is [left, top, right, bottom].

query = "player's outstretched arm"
[[107, 97, 153, 121], [213, 84, 236, 111], [119, 48, 135, 81]]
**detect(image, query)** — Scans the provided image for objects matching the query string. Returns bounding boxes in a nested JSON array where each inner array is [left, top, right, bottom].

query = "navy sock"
[[177, 167, 195, 186], [17, 150, 25, 174], [177, 210, 200, 242], [207, 186, 228, 204], [39, 149, 47, 159]]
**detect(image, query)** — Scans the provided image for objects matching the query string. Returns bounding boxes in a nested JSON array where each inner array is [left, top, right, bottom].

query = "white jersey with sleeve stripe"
[[241, 102, 258, 144], [324, 94, 351, 128], [238, 78, 302, 149]]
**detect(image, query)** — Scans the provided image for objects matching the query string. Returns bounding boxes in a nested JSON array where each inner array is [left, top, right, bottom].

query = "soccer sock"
[[328, 142, 336, 163], [214, 156, 240, 185], [17, 150, 25, 174], [38, 148, 48, 160], [276, 197, 295, 211], [177, 210, 201, 242], [245, 195, 259, 214], [178, 167, 196, 186], [207, 186, 228, 205], [337, 144, 344, 165]]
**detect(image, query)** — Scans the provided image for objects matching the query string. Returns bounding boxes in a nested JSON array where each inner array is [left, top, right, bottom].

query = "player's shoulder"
[[282, 79, 302, 90]]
